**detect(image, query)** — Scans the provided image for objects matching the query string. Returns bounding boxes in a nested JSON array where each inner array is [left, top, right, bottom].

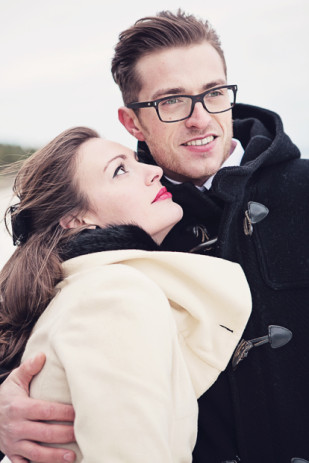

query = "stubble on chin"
[[140, 116, 234, 184]]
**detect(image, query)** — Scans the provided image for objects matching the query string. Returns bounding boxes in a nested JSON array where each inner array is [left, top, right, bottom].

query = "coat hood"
[[61, 231, 251, 398], [232, 103, 300, 166]]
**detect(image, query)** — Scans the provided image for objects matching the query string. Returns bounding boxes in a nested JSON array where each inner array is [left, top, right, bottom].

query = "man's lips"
[[152, 187, 172, 203], [182, 135, 215, 146]]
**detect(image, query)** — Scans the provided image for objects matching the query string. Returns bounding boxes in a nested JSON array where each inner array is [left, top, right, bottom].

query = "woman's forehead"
[[79, 137, 134, 161]]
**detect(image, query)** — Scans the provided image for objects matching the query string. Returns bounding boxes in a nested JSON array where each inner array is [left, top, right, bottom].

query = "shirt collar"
[[165, 138, 245, 191]]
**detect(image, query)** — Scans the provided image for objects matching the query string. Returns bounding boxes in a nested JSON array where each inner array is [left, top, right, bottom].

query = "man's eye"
[[113, 164, 127, 177], [161, 97, 182, 106], [207, 89, 223, 98]]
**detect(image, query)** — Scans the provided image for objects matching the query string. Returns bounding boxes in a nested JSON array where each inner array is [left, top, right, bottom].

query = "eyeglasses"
[[126, 84, 238, 123]]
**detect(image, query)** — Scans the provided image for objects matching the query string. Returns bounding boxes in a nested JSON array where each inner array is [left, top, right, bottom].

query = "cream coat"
[[20, 249, 251, 463]]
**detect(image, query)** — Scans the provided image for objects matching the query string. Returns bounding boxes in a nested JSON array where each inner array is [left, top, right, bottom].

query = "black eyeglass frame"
[[126, 84, 238, 123]]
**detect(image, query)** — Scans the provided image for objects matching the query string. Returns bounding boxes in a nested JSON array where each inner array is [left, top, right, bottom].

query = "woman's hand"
[[0, 353, 76, 463]]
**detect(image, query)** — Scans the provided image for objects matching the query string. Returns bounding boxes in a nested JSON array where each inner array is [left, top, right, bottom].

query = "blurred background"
[[1, 0, 308, 267]]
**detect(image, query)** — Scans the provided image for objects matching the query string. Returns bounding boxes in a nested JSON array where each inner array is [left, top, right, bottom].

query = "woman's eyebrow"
[[103, 154, 126, 172]]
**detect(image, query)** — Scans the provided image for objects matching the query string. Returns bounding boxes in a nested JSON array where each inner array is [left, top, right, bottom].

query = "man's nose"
[[185, 101, 213, 129]]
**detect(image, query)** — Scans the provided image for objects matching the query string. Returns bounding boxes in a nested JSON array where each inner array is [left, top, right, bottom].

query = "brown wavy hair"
[[112, 9, 227, 105], [0, 126, 99, 377]]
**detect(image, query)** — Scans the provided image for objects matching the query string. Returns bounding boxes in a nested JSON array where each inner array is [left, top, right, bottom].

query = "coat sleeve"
[[51, 264, 176, 463]]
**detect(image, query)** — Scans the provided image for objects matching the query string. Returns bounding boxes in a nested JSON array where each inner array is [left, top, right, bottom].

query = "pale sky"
[[0, 0, 308, 157], [0, 0, 308, 266]]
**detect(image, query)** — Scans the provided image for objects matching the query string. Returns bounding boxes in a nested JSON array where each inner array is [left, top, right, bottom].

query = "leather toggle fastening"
[[232, 325, 293, 370], [190, 237, 218, 253], [244, 201, 269, 236], [190, 224, 218, 253]]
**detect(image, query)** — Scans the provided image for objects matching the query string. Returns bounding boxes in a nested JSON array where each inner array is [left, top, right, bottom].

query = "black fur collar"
[[61, 225, 161, 261]]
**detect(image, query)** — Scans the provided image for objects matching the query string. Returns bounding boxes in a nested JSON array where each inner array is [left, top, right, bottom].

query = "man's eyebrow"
[[202, 79, 227, 91], [152, 87, 185, 100], [151, 79, 227, 100], [103, 154, 126, 172]]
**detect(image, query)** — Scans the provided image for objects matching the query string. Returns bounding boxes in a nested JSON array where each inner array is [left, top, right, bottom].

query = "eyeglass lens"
[[158, 87, 235, 122]]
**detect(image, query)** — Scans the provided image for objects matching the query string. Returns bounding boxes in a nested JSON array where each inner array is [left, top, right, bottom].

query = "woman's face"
[[74, 137, 183, 244]]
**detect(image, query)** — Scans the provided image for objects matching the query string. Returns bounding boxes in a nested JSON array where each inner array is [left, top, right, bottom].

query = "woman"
[[0, 127, 251, 462]]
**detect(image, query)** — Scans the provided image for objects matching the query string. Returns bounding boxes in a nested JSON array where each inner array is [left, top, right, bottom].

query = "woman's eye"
[[113, 164, 127, 177]]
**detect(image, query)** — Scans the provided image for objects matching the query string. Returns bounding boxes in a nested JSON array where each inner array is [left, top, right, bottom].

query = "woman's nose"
[[145, 164, 163, 185]]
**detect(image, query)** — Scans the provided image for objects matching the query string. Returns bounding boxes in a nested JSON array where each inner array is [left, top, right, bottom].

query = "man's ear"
[[59, 214, 96, 230], [118, 107, 145, 141]]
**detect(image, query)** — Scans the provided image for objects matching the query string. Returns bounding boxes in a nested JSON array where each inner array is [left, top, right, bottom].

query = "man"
[[1, 10, 309, 463]]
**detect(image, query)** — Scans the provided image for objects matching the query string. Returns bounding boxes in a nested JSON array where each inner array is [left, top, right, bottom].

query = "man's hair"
[[111, 9, 227, 105]]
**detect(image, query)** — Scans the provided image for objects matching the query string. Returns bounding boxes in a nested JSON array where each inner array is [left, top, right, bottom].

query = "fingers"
[[9, 441, 76, 463], [1, 415, 75, 463], [12, 353, 46, 393], [11, 398, 75, 422], [0, 355, 76, 463], [9, 421, 75, 445], [1, 397, 75, 451]]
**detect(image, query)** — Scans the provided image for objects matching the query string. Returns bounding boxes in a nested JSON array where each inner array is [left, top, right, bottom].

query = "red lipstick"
[[152, 187, 172, 203]]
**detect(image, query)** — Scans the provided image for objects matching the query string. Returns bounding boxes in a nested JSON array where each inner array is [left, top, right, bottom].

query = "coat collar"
[[61, 225, 160, 261]]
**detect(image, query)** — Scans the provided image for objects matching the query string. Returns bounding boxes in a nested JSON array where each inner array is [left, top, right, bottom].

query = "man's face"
[[125, 42, 233, 186]]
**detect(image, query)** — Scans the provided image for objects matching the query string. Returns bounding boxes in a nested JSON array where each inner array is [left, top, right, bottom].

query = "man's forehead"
[[135, 42, 226, 100]]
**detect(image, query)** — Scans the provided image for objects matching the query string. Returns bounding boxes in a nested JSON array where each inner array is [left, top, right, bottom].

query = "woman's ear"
[[59, 214, 96, 230], [118, 107, 145, 141], [59, 214, 83, 230]]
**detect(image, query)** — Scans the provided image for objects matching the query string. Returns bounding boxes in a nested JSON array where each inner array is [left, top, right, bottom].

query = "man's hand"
[[0, 353, 76, 463]]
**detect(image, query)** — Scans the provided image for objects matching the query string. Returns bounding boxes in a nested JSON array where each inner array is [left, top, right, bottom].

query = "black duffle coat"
[[138, 103, 309, 463]]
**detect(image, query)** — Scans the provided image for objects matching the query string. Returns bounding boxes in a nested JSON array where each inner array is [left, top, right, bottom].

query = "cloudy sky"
[[0, 0, 308, 266], [1, 0, 308, 157]]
